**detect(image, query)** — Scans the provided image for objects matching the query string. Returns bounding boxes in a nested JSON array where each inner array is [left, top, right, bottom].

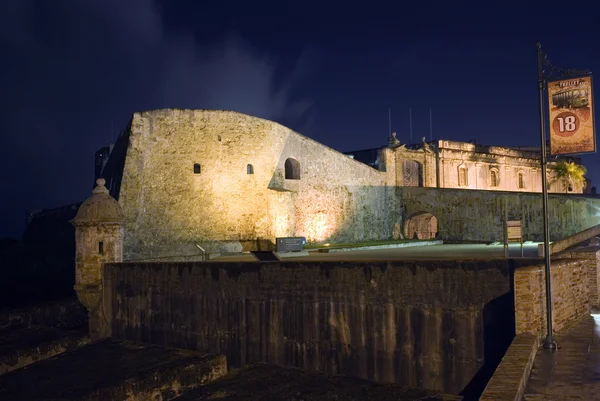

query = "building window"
[[247, 164, 254, 174], [285, 158, 300, 180], [490, 169, 499, 187], [193, 163, 201, 174], [458, 166, 468, 187], [98, 241, 104, 255], [518, 171, 525, 189]]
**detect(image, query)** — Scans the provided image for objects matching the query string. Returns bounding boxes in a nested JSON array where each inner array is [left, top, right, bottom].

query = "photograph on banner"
[[548, 76, 595, 155]]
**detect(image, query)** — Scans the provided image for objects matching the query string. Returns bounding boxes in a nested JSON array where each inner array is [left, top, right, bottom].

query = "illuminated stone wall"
[[105, 109, 593, 259], [118, 110, 399, 260], [400, 187, 600, 242], [393, 140, 585, 193]]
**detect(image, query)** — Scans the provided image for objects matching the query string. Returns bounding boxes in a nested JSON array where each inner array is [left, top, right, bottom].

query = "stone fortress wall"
[[116, 110, 400, 260], [400, 187, 600, 242], [94, 109, 595, 259]]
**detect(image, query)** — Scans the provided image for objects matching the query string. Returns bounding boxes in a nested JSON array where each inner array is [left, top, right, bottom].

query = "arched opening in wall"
[[247, 164, 254, 174], [193, 163, 201, 174], [404, 212, 438, 240], [403, 160, 423, 187], [458, 165, 468, 187], [490, 168, 499, 188], [517, 171, 525, 189], [285, 158, 300, 180]]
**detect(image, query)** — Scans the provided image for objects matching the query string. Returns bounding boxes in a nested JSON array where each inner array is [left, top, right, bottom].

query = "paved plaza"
[[214, 242, 543, 262], [524, 314, 600, 400]]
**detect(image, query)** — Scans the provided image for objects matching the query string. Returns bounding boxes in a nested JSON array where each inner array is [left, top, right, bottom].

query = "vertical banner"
[[548, 76, 595, 155]]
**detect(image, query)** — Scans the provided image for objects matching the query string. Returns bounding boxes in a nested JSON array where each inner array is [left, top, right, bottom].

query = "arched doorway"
[[404, 212, 438, 240]]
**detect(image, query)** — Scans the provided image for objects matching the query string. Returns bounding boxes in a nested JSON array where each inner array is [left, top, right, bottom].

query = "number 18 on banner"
[[547, 76, 596, 155]]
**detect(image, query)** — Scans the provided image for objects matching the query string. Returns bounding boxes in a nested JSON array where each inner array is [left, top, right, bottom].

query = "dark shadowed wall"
[[103, 260, 514, 394]]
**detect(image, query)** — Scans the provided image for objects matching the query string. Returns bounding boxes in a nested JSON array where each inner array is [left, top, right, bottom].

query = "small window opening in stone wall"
[[99, 241, 104, 255], [247, 164, 254, 174], [218, 135, 222, 142], [458, 166, 468, 187], [285, 158, 300, 180], [490, 169, 499, 187], [194, 163, 201, 174], [518, 171, 525, 189]]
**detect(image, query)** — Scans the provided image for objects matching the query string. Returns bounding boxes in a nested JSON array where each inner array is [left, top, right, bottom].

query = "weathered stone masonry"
[[102, 260, 514, 394], [115, 110, 398, 260], [96, 109, 599, 260]]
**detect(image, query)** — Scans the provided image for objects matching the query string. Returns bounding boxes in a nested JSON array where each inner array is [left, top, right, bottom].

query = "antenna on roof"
[[409, 108, 413, 142], [429, 108, 433, 141], [388, 108, 392, 137]]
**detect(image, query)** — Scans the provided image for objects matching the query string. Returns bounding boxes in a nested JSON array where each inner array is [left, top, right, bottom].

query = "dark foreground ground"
[[0, 337, 460, 401], [0, 339, 227, 400], [174, 362, 462, 401]]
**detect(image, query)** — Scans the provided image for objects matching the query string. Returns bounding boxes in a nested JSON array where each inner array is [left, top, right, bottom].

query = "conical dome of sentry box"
[[71, 178, 124, 225]]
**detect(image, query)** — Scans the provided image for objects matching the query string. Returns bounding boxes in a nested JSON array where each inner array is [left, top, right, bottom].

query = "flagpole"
[[409, 108, 413, 142]]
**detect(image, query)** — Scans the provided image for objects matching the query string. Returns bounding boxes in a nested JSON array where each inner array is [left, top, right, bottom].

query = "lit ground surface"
[[213, 243, 543, 262], [523, 314, 600, 400]]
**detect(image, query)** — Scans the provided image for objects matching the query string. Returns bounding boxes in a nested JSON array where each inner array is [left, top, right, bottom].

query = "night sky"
[[1, 0, 599, 239]]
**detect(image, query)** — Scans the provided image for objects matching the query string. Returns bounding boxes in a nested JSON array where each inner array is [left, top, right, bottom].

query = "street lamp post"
[[535, 42, 592, 350], [536, 42, 556, 350]]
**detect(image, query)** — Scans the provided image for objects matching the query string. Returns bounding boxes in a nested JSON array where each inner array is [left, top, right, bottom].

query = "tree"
[[550, 160, 587, 192]]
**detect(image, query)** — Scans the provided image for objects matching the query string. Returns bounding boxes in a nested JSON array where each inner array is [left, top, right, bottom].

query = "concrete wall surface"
[[102, 260, 513, 394]]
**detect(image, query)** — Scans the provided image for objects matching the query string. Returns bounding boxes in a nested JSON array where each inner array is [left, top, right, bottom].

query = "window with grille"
[[458, 166, 468, 187], [490, 169, 499, 187], [518, 172, 525, 189]]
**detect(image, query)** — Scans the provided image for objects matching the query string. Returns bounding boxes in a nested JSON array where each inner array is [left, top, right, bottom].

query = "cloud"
[[0, 0, 314, 237]]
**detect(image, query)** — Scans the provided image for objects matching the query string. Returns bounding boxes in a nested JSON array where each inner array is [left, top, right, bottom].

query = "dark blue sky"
[[1, 0, 599, 238]]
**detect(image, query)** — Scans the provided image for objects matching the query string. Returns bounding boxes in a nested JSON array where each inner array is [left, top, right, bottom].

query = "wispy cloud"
[[0, 0, 314, 237]]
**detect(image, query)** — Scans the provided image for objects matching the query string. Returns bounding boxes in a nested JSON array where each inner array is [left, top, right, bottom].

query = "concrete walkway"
[[523, 314, 600, 400]]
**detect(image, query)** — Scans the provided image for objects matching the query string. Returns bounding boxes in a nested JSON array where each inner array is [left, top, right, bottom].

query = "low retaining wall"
[[102, 260, 513, 394], [479, 334, 538, 401], [482, 244, 600, 400], [515, 259, 591, 337]]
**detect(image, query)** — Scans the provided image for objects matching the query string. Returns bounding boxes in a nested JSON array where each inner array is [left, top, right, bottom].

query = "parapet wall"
[[102, 260, 513, 394], [514, 258, 594, 336]]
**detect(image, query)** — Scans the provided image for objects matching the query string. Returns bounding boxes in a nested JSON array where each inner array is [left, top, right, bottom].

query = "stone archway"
[[404, 212, 438, 240]]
